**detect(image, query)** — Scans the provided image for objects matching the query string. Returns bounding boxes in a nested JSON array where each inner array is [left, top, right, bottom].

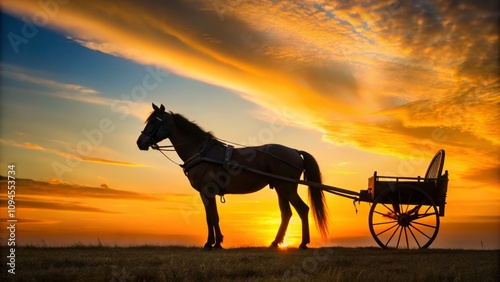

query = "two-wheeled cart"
[[320, 149, 449, 249]]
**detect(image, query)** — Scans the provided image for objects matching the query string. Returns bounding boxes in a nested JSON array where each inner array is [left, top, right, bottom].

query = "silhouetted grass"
[[3, 246, 499, 281]]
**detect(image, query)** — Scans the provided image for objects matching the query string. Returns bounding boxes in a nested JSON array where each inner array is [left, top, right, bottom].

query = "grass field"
[[2, 246, 499, 281]]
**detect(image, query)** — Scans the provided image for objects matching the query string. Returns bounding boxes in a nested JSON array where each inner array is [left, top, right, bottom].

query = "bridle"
[[141, 112, 169, 146], [141, 112, 182, 165]]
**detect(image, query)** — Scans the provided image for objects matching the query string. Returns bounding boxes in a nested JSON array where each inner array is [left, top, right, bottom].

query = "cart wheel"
[[368, 185, 440, 249]]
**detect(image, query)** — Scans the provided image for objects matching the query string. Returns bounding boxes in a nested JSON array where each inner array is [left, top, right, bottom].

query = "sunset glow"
[[0, 0, 498, 249]]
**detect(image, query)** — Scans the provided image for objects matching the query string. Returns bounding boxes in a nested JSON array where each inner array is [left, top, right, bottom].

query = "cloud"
[[0, 138, 147, 167], [79, 156, 147, 167], [462, 167, 500, 186], [380, 80, 500, 146], [1, 1, 492, 112], [0, 197, 119, 213], [1, 68, 98, 95], [0, 139, 46, 151], [0, 217, 59, 224], [0, 175, 199, 227], [2, 0, 498, 186], [0, 64, 152, 120], [321, 117, 499, 186], [1, 0, 370, 117], [0, 175, 159, 200]]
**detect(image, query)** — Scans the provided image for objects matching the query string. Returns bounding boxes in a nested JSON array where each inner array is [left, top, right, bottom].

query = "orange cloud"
[[22, 142, 46, 151], [0, 196, 119, 213], [0, 139, 47, 151], [0, 138, 147, 168], [0, 176, 160, 200], [79, 156, 147, 167]]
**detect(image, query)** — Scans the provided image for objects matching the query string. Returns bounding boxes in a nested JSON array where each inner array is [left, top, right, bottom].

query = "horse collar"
[[181, 139, 218, 175]]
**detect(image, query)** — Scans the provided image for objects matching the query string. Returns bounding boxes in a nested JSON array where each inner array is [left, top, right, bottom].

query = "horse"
[[137, 103, 328, 250]]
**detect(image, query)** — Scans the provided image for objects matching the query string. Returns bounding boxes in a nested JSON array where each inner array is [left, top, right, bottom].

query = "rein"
[[151, 136, 218, 167], [151, 144, 183, 167]]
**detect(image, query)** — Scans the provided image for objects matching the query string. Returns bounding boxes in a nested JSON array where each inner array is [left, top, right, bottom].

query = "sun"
[[278, 241, 289, 250]]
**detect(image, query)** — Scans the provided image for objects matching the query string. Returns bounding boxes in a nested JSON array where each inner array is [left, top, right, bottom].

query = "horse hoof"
[[268, 242, 279, 249], [298, 244, 308, 250], [203, 243, 213, 251], [214, 243, 223, 250]]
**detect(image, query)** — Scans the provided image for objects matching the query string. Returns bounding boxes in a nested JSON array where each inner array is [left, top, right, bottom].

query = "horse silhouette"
[[137, 103, 328, 249]]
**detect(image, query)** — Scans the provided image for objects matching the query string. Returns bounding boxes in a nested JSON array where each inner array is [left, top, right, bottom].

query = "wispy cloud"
[[2, 68, 98, 95], [0, 176, 160, 200], [0, 217, 60, 225], [0, 139, 46, 151], [0, 197, 119, 213], [0, 139, 147, 168], [80, 156, 147, 167], [0, 64, 151, 120]]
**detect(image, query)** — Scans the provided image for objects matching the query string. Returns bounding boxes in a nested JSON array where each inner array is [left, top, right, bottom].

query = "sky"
[[0, 0, 498, 249]]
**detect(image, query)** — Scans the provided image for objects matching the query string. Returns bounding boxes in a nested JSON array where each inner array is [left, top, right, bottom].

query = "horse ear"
[[152, 103, 159, 111], [160, 104, 165, 111]]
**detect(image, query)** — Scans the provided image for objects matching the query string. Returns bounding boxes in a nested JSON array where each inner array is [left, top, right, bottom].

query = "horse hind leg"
[[270, 190, 292, 248], [288, 192, 310, 249]]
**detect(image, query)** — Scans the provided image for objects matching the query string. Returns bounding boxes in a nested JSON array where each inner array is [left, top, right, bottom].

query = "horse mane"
[[171, 113, 215, 140]]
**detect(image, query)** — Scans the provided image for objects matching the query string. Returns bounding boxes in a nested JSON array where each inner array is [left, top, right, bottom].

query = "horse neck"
[[168, 129, 207, 162]]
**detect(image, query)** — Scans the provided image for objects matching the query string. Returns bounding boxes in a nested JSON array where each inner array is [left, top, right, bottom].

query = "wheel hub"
[[398, 214, 411, 227]]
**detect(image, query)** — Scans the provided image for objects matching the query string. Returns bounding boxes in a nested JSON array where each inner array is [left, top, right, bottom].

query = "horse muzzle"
[[137, 134, 151, 151]]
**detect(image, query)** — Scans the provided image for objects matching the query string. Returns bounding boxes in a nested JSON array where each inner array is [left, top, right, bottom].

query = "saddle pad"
[[203, 143, 234, 166]]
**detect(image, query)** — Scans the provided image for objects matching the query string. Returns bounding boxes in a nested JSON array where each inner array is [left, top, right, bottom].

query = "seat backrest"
[[425, 149, 445, 179]]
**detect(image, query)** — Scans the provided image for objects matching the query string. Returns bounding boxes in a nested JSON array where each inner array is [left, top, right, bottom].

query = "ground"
[[2, 246, 499, 281]]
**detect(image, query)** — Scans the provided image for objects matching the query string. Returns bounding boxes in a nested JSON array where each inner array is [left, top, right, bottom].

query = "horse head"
[[137, 103, 170, 150]]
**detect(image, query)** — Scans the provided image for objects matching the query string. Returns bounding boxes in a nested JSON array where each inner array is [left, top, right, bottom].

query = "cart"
[[322, 149, 448, 249]]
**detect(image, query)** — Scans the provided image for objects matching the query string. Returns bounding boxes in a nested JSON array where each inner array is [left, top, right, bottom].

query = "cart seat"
[[425, 149, 445, 180]]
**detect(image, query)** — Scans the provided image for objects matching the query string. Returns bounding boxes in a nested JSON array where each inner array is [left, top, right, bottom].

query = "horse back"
[[233, 144, 304, 176]]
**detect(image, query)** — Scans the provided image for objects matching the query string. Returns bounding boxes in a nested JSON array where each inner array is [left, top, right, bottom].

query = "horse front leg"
[[211, 198, 224, 249], [201, 193, 215, 250], [201, 193, 224, 250]]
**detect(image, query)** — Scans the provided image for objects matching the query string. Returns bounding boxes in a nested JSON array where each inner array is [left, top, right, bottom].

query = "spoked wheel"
[[368, 185, 440, 249]]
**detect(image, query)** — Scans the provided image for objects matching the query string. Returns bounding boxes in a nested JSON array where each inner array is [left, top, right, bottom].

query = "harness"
[[152, 139, 234, 202], [181, 140, 234, 175]]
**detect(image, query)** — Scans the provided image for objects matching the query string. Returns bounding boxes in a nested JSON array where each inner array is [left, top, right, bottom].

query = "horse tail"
[[298, 150, 329, 238]]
